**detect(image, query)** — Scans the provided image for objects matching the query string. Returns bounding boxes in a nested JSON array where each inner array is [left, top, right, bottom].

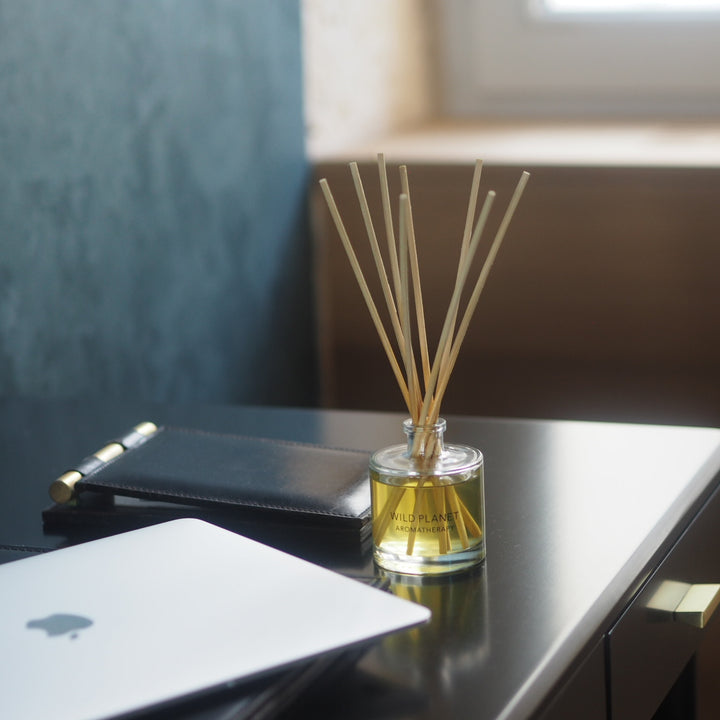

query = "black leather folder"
[[42, 423, 372, 552]]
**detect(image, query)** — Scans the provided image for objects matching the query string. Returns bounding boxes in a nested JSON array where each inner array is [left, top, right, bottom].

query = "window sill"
[[309, 119, 720, 168]]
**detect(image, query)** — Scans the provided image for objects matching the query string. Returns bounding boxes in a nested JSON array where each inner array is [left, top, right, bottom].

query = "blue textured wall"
[[0, 0, 316, 404]]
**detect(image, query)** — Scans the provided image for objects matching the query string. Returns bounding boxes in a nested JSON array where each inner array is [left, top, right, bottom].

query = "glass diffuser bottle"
[[370, 418, 485, 575], [320, 156, 528, 577]]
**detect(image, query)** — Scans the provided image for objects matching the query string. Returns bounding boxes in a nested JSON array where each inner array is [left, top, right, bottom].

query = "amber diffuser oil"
[[370, 419, 485, 575]]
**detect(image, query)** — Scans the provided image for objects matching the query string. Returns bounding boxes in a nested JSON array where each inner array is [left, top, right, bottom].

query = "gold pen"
[[49, 422, 158, 504]]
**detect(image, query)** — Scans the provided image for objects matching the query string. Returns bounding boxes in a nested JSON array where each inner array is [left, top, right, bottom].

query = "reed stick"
[[399, 166, 431, 392], [461, 160, 484, 263], [431, 171, 530, 417], [415, 190, 496, 432], [349, 163, 405, 355], [319, 179, 411, 411], [372, 485, 405, 545], [431, 485, 451, 554], [378, 154, 402, 306], [405, 476, 426, 555], [446, 487, 469, 549], [319, 160, 529, 559], [399, 194, 421, 415], [438, 160, 485, 389]]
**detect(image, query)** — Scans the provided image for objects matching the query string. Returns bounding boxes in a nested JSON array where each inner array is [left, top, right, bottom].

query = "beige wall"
[[312, 160, 720, 426], [301, 0, 439, 157]]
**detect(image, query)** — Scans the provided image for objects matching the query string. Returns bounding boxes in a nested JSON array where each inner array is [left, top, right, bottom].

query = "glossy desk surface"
[[2, 398, 720, 720]]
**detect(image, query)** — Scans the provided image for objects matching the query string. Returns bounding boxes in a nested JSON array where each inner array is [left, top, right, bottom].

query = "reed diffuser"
[[320, 157, 529, 574]]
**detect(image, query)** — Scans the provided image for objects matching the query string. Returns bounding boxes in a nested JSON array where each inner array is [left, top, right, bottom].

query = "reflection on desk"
[[2, 397, 720, 719]]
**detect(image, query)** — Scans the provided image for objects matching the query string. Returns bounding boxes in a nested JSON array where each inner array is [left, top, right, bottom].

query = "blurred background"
[[1, 0, 718, 426], [305, 0, 720, 426]]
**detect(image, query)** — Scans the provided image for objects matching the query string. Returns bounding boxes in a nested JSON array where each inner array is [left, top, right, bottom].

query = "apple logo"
[[26, 614, 93, 640]]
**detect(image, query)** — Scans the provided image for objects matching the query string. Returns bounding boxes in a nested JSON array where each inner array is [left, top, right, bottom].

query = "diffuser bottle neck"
[[404, 418, 446, 461], [370, 417, 482, 480]]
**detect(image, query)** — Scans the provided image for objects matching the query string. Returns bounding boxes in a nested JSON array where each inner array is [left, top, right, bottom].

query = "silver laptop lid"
[[0, 519, 430, 720]]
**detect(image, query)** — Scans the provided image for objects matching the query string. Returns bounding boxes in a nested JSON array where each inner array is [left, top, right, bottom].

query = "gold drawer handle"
[[674, 584, 720, 629], [646, 581, 720, 629]]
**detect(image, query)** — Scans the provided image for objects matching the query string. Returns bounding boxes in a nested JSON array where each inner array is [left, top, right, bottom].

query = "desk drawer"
[[609, 481, 720, 720]]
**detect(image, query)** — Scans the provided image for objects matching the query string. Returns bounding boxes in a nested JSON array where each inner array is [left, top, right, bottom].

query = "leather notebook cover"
[[43, 424, 372, 548]]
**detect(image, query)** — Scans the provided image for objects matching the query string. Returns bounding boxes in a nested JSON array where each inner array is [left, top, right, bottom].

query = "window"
[[441, 0, 720, 118], [541, 0, 720, 13]]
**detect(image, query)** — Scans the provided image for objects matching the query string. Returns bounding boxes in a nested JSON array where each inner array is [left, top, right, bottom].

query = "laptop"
[[0, 519, 430, 720]]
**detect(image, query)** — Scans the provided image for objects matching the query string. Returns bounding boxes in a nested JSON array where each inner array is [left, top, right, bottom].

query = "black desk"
[[3, 398, 720, 720]]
